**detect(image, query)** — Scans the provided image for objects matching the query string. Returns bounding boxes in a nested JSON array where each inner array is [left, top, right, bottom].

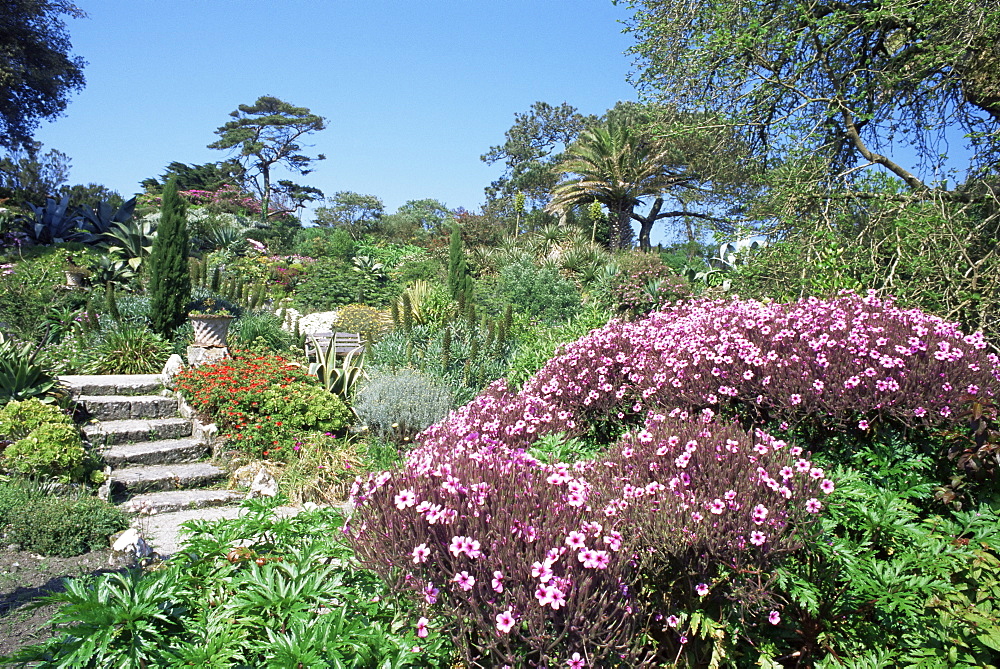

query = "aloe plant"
[[102, 217, 157, 270], [308, 337, 366, 406]]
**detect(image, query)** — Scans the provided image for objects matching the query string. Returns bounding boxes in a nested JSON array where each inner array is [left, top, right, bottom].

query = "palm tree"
[[546, 117, 691, 251]]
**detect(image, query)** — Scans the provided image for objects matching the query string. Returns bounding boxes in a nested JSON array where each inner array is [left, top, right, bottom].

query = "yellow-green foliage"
[[334, 303, 393, 343], [1, 422, 87, 482], [0, 398, 70, 441]]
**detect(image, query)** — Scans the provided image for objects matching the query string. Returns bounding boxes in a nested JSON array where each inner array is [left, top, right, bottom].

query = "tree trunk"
[[610, 204, 634, 251], [634, 198, 665, 252]]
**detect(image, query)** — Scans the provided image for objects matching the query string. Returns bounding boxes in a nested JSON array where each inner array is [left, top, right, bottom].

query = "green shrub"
[[0, 249, 77, 342], [4, 492, 128, 557], [334, 303, 392, 343], [1, 422, 87, 482], [504, 306, 612, 389], [393, 257, 443, 285], [292, 227, 356, 259], [293, 258, 359, 311], [230, 309, 294, 352], [258, 381, 353, 434], [88, 323, 172, 374], [353, 369, 453, 443], [0, 397, 70, 441], [494, 256, 581, 324]]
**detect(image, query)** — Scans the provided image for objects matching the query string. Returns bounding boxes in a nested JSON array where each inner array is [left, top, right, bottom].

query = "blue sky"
[[33, 1, 640, 223]]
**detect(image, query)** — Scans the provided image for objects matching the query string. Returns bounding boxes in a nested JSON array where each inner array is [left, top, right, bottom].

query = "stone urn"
[[189, 314, 234, 347]]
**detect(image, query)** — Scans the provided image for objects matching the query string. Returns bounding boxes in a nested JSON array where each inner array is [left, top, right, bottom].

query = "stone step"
[[111, 462, 227, 495], [121, 489, 244, 514], [100, 438, 208, 468], [84, 417, 192, 447], [76, 394, 178, 421], [60, 374, 165, 397]]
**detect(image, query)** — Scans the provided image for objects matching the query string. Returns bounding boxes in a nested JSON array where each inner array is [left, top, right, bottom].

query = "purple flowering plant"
[[348, 291, 999, 664]]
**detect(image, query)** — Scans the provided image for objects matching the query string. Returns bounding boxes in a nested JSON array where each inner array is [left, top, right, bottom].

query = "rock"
[[247, 468, 278, 498], [161, 354, 185, 381], [96, 465, 112, 502], [109, 528, 154, 565], [231, 461, 281, 498]]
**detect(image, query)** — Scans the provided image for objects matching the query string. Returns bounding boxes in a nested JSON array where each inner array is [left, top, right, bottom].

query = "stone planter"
[[189, 314, 234, 347]]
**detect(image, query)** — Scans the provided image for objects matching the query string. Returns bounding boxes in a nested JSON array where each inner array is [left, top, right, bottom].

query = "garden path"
[[61, 373, 250, 556]]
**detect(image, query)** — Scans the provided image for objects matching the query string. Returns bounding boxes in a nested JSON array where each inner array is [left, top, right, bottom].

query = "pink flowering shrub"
[[350, 435, 650, 666], [350, 291, 999, 663], [420, 291, 997, 454], [350, 410, 830, 664]]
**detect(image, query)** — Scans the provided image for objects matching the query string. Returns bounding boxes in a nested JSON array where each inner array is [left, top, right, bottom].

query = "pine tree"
[[148, 179, 191, 336]]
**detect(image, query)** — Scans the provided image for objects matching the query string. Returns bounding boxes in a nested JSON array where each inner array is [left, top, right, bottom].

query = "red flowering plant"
[[173, 350, 352, 460]]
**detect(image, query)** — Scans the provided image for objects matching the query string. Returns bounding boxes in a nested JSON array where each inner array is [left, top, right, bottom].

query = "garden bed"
[[0, 548, 119, 658]]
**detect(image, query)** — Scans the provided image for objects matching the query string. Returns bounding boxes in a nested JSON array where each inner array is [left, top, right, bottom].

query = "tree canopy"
[[208, 96, 326, 225], [313, 191, 385, 238], [0, 0, 86, 149], [621, 0, 1000, 194], [482, 102, 595, 206]]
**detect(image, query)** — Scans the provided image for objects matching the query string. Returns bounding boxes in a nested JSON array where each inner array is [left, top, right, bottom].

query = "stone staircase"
[[61, 374, 243, 514]]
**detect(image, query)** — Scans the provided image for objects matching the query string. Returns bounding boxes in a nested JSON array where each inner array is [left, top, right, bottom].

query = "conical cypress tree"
[[447, 222, 474, 305], [148, 179, 190, 336]]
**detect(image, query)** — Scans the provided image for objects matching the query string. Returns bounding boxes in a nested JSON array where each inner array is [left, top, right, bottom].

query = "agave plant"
[[308, 338, 367, 406], [19, 195, 83, 245], [198, 219, 247, 253], [76, 197, 138, 244], [352, 255, 386, 279], [90, 255, 138, 288]]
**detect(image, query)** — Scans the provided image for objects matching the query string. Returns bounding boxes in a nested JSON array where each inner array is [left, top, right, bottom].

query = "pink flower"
[[603, 530, 622, 551], [423, 583, 439, 604], [805, 498, 822, 513], [566, 531, 587, 550], [496, 608, 516, 634], [416, 617, 429, 638], [768, 610, 781, 625], [820, 479, 836, 494], [857, 420, 869, 430], [492, 570, 504, 593], [751, 504, 769, 524], [665, 614, 679, 628], [695, 583, 709, 597], [750, 531, 767, 546], [567, 652, 586, 668], [531, 560, 554, 582], [412, 543, 430, 564], [452, 571, 475, 591]]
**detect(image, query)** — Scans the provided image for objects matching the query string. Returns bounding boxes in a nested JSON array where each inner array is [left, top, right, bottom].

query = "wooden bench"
[[305, 331, 364, 360]]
